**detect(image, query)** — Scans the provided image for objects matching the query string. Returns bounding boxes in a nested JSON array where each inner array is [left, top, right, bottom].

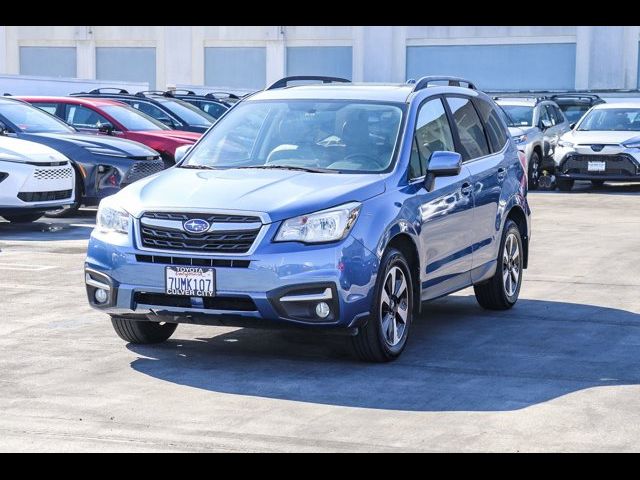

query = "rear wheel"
[[527, 151, 541, 190], [2, 213, 44, 223], [111, 316, 177, 344], [474, 220, 523, 310], [350, 248, 413, 362], [556, 177, 574, 192]]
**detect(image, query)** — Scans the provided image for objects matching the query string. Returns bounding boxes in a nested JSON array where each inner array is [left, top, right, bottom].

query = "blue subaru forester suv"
[[85, 75, 531, 362]]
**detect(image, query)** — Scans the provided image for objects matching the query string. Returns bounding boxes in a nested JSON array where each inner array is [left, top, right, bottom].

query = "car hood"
[[562, 130, 640, 145], [116, 168, 386, 222], [27, 132, 159, 157], [133, 130, 200, 143], [0, 136, 69, 164]]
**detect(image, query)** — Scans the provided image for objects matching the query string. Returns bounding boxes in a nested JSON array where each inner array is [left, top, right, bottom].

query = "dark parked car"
[[550, 94, 606, 125], [70, 89, 217, 133], [166, 90, 236, 118], [0, 96, 165, 216]]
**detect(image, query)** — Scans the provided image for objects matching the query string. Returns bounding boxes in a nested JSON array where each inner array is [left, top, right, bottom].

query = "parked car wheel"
[[556, 178, 574, 191], [474, 220, 523, 310], [350, 248, 413, 362], [2, 213, 44, 223], [528, 151, 541, 190], [111, 316, 177, 344]]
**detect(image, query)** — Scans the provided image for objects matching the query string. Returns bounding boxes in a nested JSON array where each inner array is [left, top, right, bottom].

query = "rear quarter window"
[[473, 98, 509, 152]]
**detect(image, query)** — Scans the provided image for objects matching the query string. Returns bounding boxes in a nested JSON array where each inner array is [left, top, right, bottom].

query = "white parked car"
[[0, 137, 75, 223], [553, 102, 640, 191]]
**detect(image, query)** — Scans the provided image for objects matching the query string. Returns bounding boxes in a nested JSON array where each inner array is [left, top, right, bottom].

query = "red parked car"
[[19, 96, 201, 165]]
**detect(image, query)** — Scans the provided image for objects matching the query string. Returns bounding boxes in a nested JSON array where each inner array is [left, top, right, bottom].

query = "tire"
[[111, 316, 177, 344], [474, 220, 523, 311], [45, 174, 82, 218], [2, 212, 44, 223], [591, 180, 605, 188], [556, 178, 574, 192], [527, 151, 541, 190], [350, 248, 414, 362]]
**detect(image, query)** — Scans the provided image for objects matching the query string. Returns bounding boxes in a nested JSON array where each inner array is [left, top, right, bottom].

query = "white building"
[[1, 26, 639, 92]]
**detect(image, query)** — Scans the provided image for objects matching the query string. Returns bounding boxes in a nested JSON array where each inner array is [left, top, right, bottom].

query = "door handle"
[[460, 182, 473, 196], [497, 167, 507, 180]]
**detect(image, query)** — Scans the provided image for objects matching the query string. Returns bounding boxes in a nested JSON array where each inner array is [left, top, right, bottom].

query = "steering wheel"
[[343, 152, 386, 169]]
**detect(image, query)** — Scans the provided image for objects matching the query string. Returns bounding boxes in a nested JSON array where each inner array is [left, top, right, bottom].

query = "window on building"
[[204, 47, 266, 90], [96, 47, 156, 89], [19, 47, 76, 78], [286, 46, 353, 80]]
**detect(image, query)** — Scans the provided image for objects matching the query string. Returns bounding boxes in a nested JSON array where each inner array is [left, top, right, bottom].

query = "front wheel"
[[111, 316, 177, 344], [474, 220, 523, 310], [350, 248, 413, 362], [2, 212, 44, 223], [556, 178, 574, 191], [527, 151, 541, 190]]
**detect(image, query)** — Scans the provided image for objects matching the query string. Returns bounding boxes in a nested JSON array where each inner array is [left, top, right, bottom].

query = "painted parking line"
[[0, 264, 57, 271]]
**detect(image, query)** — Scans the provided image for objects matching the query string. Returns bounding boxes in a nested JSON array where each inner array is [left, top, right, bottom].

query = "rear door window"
[[64, 104, 112, 129], [446, 96, 490, 161]]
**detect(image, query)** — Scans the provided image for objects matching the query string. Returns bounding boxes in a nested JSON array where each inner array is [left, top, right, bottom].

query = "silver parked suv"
[[496, 97, 571, 189]]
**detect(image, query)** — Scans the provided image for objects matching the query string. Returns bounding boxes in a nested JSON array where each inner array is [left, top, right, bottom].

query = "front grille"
[[134, 292, 257, 311], [18, 189, 72, 202], [139, 212, 262, 254], [33, 167, 73, 180], [122, 160, 165, 185], [136, 255, 250, 268], [562, 154, 639, 176]]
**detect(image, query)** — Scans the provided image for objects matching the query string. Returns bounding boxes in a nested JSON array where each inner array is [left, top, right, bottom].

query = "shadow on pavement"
[[128, 295, 640, 412], [0, 210, 95, 242], [531, 181, 640, 196]]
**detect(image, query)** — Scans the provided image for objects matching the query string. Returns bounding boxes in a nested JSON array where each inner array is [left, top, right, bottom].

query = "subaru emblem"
[[183, 219, 210, 234]]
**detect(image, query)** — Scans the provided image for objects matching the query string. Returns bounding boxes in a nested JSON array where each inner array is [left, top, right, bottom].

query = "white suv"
[[0, 137, 75, 223], [554, 102, 640, 191]]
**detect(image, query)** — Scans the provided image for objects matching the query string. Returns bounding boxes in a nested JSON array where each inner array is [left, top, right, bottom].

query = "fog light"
[[315, 302, 330, 319], [94, 288, 108, 304]]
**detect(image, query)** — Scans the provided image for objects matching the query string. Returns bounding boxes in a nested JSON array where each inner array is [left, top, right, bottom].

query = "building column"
[[4, 26, 19, 74], [265, 27, 286, 86], [361, 26, 396, 82], [0, 26, 6, 74], [76, 40, 95, 79], [191, 26, 205, 85]]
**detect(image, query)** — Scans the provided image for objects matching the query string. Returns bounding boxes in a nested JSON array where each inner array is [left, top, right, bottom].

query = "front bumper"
[[85, 224, 379, 331]]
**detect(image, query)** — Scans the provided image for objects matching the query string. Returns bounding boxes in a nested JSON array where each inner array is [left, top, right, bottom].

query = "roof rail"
[[87, 87, 130, 94], [550, 93, 602, 100], [266, 76, 351, 90], [135, 90, 168, 97], [493, 95, 549, 103], [412, 76, 477, 92], [205, 92, 241, 100], [169, 89, 195, 96]]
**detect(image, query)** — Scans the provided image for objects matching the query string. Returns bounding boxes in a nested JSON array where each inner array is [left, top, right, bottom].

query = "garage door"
[[406, 43, 576, 91]]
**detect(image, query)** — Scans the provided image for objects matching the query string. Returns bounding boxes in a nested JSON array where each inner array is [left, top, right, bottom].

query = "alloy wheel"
[[502, 233, 521, 297], [379, 266, 409, 347]]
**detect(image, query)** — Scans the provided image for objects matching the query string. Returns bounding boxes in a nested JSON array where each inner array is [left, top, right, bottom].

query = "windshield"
[[183, 100, 404, 173], [0, 102, 74, 133], [577, 108, 640, 131], [499, 105, 534, 127], [100, 104, 169, 131], [161, 98, 215, 126], [560, 105, 590, 123]]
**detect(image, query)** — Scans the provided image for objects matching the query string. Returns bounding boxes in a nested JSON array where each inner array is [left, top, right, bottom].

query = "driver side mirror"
[[158, 118, 176, 128], [174, 145, 192, 163], [98, 123, 115, 135], [569, 122, 576, 130], [540, 119, 553, 130], [0, 120, 9, 135], [424, 151, 462, 191]]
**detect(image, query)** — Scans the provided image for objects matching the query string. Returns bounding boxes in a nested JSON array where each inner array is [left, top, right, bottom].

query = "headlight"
[[622, 141, 640, 149], [558, 140, 574, 148], [274, 202, 361, 244], [86, 147, 127, 158], [513, 134, 527, 145], [96, 201, 130, 234]]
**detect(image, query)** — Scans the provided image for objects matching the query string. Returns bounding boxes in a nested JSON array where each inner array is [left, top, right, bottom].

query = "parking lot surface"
[[1, 182, 639, 452]]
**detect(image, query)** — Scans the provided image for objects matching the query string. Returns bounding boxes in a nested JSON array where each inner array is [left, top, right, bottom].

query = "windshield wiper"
[[236, 165, 336, 173], [179, 164, 219, 170]]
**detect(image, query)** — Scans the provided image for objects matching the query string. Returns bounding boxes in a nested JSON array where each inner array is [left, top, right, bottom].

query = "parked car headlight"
[[558, 140, 574, 148], [274, 202, 361, 243], [513, 134, 527, 145], [86, 146, 128, 158], [97, 200, 130, 234], [622, 140, 640, 149]]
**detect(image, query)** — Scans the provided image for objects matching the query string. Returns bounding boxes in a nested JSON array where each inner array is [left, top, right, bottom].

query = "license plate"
[[588, 161, 606, 172], [165, 266, 215, 297]]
